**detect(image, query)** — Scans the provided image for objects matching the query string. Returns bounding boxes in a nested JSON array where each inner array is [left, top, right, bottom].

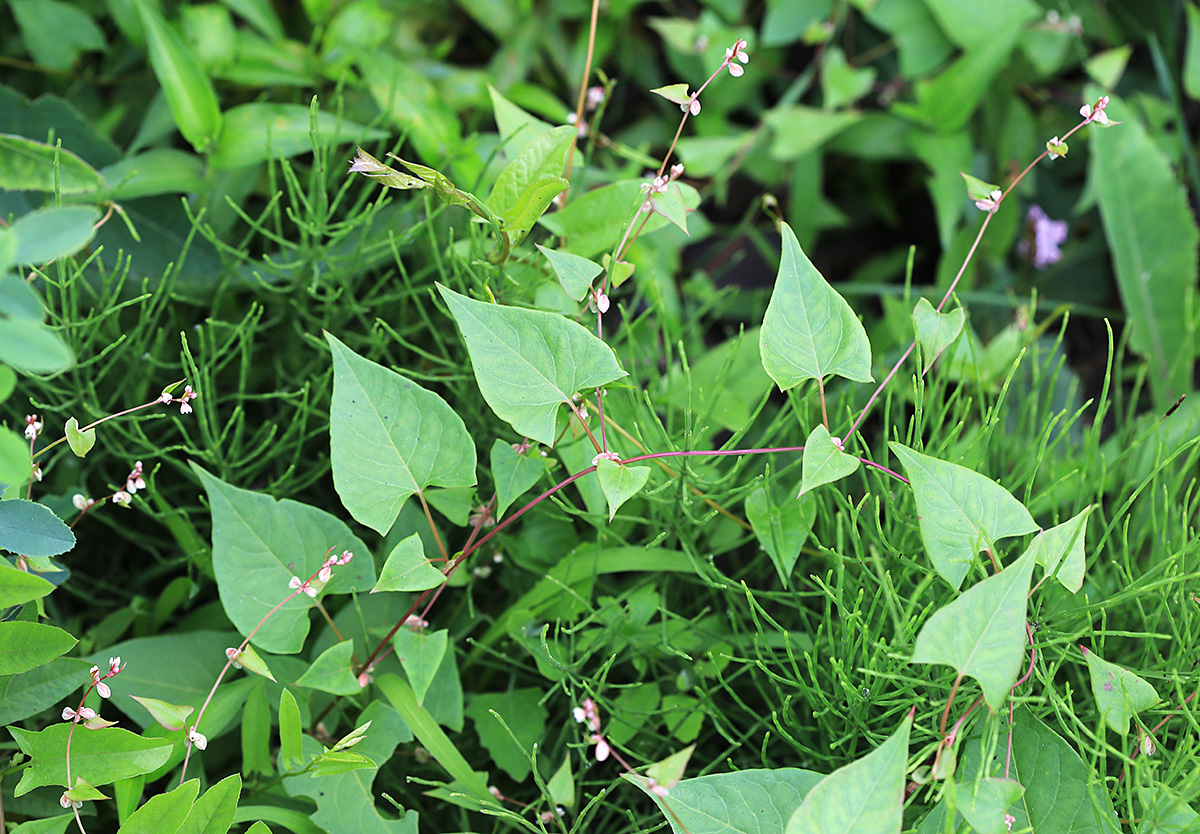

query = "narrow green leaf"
[[911, 549, 1036, 709], [11, 205, 99, 265], [1025, 507, 1092, 593], [486, 124, 574, 218], [912, 298, 966, 372], [327, 333, 476, 536], [595, 458, 651, 521], [64, 417, 96, 458], [1081, 646, 1160, 735], [0, 135, 103, 194], [1186, 2, 1200, 101], [116, 779, 199, 834], [393, 628, 448, 707], [373, 533, 445, 593], [638, 768, 824, 834], [178, 773, 242, 834], [128, 696, 194, 731], [799, 424, 860, 496], [376, 674, 494, 804], [0, 622, 77, 675], [760, 222, 873, 391], [0, 498, 73, 558], [233, 643, 276, 682], [295, 640, 361, 696], [536, 245, 602, 302], [11, 724, 172, 795], [650, 83, 692, 106], [136, 1, 222, 152], [437, 284, 627, 445], [347, 147, 429, 190], [786, 710, 913, 834], [889, 443, 1038, 589], [278, 688, 304, 771], [242, 683, 274, 777], [1091, 93, 1200, 406], [210, 103, 388, 169], [0, 563, 56, 607], [490, 439, 549, 519], [465, 688, 547, 781], [745, 486, 816, 588]]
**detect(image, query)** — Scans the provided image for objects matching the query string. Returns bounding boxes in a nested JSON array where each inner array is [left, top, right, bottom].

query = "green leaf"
[[1081, 646, 1160, 735], [1091, 93, 1200, 407], [0, 135, 103, 194], [243, 823, 274, 834], [1025, 507, 1092, 593], [547, 756, 574, 807], [178, 773, 242, 834], [295, 640, 361, 696], [0, 319, 73, 374], [650, 83, 692, 106], [376, 674, 494, 804], [97, 149, 202, 200], [465, 688, 548, 781], [437, 285, 627, 445], [234, 643, 277, 682], [10, 0, 105, 71], [373, 533, 444, 593], [786, 711, 913, 834], [1085, 46, 1132, 91], [912, 298, 966, 372], [646, 744, 696, 789], [136, 2, 223, 152], [128, 696, 195, 732], [11, 724, 173, 795], [348, 147, 429, 190], [488, 85, 553, 154], [1137, 784, 1200, 834], [490, 439, 549, 519], [11, 205, 99, 265], [393, 628, 448, 707], [536, 180, 641, 259], [650, 182, 690, 235], [911, 549, 1036, 709], [763, 106, 861, 161], [595, 458, 651, 521], [64, 417, 96, 458], [278, 688, 304, 771], [953, 777, 1025, 834], [10, 814, 74, 834], [210, 103, 388, 169], [760, 222, 873, 390], [424, 486, 473, 526], [0, 562, 56, 607], [821, 47, 876, 110], [889, 443, 1038, 589], [0, 621, 76, 675], [640, 768, 824, 834], [486, 125, 574, 219], [0, 271, 46, 320], [745, 486, 816, 587], [535, 245, 602, 302], [328, 333, 476, 537], [284, 701, 416, 834], [192, 465, 375, 653], [242, 683, 273, 777], [1186, 2, 1200, 101], [116, 779, 199, 834], [499, 176, 569, 245], [799, 424, 861, 496], [64, 778, 109, 803], [0, 657, 94, 726]]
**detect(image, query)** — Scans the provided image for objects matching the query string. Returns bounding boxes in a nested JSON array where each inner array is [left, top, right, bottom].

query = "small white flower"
[[112, 490, 132, 506], [225, 647, 243, 669], [96, 681, 111, 699], [188, 727, 208, 750], [60, 793, 82, 810], [24, 415, 42, 440], [593, 736, 610, 761], [72, 494, 92, 511]]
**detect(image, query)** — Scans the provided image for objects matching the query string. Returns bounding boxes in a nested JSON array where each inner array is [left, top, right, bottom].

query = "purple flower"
[[1020, 205, 1068, 269]]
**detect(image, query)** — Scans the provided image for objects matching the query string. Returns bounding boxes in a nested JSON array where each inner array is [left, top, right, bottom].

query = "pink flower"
[[403, 614, 428, 630], [593, 735, 611, 762], [974, 189, 1002, 212], [1004, 813, 1016, 831], [126, 461, 146, 494], [586, 86, 605, 111], [725, 39, 749, 77], [225, 647, 243, 669], [112, 490, 132, 506], [96, 680, 111, 699], [62, 706, 97, 722], [336, 550, 353, 565], [1079, 95, 1112, 126], [646, 777, 670, 797], [179, 385, 198, 415], [358, 671, 373, 688], [24, 415, 42, 440], [681, 95, 701, 116], [1019, 205, 1068, 269], [289, 576, 317, 597], [108, 656, 124, 676], [72, 494, 93, 511]]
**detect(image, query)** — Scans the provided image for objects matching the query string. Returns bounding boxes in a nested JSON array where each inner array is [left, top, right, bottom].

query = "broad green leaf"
[[960, 171, 1001, 203], [0, 319, 74, 374], [278, 688, 304, 771], [0, 135, 103, 194], [535, 244, 602, 301], [357, 51, 460, 161], [912, 298, 966, 372], [10, 0, 105, 71], [762, 106, 861, 161], [116, 779, 199, 834], [99, 149, 205, 199], [137, 2, 222, 152], [0, 270, 46, 320], [760, 222, 873, 390], [799, 424, 860, 496], [954, 777, 1025, 834], [64, 779, 109, 802], [11, 205, 99, 265], [638, 768, 824, 834], [745, 486, 816, 588], [393, 628, 447, 707], [650, 182, 690, 235], [178, 773, 242, 834], [1025, 507, 1092, 593], [210, 103, 388, 169], [911, 549, 1036, 709], [128, 696, 194, 731], [437, 284, 627, 445], [650, 83, 692, 106], [0, 562, 56, 607], [1091, 93, 1200, 407], [0, 621, 76, 674], [373, 533, 444, 593], [889, 443, 1038, 589], [10, 814, 73, 834], [1137, 785, 1200, 834], [192, 465, 375, 653], [536, 180, 641, 258], [487, 84, 553, 154], [821, 47, 876, 110], [234, 643, 277, 682], [64, 417, 96, 458], [1081, 646, 1160, 735], [547, 756, 574, 807], [11, 724, 172, 795], [284, 701, 416, 834], [328, 333, 476, 536], [786, 711, 913, 834], [423, 486, 473, 525], [1187, 2, 1200, 101], [242, 683, 274, 777], [295, 640, 361, 696], [1085, 46, 1132, 90], [922, 0, 1039, 49], [646, 744, 696, 790], [465, 688, 547, 781], [376, 674, 494, 804], [486, 125, 574, 219], [499, 176, 569, 245], [595, 458, 651, 521], [490, 439, 549, 519], [0, 365, 15, 401]]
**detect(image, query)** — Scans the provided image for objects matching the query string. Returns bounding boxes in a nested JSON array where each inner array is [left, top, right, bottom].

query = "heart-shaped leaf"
[[596, 458, 651, 521]]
